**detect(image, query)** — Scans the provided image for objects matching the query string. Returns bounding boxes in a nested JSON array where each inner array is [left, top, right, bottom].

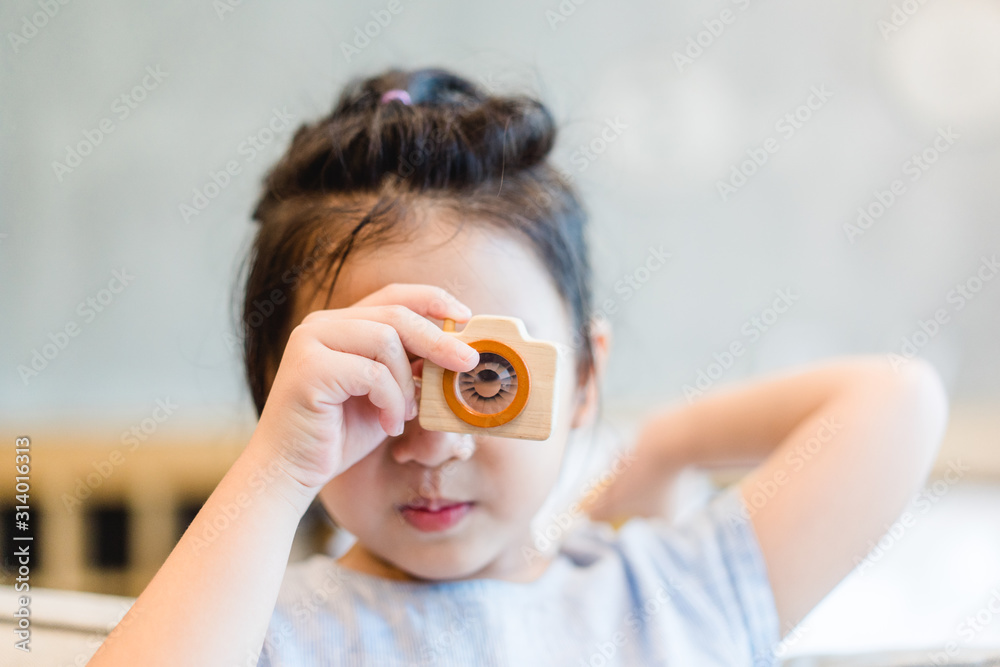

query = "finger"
[[315, 348, 407, 437], [301, 304, 479, 373], [350, 282, 473, 323], [297, 319, 418, 415]]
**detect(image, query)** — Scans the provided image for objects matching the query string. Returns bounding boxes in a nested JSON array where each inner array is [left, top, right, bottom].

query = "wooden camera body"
[[418, 315, 561, 441]]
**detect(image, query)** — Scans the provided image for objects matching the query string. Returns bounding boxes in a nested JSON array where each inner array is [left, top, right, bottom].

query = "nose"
[[390, 422, 476, 468]]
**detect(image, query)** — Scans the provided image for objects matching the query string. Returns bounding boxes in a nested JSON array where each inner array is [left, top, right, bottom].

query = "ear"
[[569, 315, 612, 429]]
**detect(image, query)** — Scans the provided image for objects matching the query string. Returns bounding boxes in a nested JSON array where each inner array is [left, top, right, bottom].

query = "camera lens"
[[455, 352, 518, 415]]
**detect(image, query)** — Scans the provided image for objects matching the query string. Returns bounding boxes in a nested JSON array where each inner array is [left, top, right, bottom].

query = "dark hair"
[[236, 67, 597, 421]]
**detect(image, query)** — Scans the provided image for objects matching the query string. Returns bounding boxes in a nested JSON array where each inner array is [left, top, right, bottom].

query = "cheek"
[[487, 442, 565, 513], [318, 463, 381, 526]]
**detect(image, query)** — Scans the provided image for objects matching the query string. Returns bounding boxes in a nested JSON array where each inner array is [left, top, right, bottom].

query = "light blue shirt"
[[256, 484, 781, 666]]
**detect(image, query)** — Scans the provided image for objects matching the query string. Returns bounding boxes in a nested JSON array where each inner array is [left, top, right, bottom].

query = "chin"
[[391, 546, 490, 582]]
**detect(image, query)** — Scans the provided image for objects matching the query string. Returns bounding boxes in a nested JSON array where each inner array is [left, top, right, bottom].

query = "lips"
[[398, 498, 475, 532], [400, 497, 468, 512]]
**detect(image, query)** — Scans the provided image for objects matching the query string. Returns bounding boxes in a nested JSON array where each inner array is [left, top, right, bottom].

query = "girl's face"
[[290, 210, 601, 583]]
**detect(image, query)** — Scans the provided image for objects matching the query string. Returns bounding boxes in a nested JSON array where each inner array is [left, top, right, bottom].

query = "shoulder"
[[560, 484, 782, 664], [279, 552, 348, 594], [563, 483, 763, 572], [256, 554, 352, 665]]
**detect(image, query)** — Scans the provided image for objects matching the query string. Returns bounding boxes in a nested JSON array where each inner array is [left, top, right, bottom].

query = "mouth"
[[397, 498, 475, 532]]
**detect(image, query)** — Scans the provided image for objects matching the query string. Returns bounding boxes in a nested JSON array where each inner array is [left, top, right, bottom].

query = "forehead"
[[294, 213, 572, 344]]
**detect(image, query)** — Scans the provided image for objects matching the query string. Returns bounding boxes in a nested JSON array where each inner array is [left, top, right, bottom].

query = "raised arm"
[[735, 356, 948, 632], [87, 284, 480, 665], [87, 441, 314, 666], [583, 355, 949, 635]]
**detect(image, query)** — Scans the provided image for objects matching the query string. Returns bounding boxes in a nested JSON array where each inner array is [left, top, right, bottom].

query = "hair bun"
[[256, 67, 557, 205]]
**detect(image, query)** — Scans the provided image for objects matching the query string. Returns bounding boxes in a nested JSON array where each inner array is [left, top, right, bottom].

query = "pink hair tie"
[[380, 89, 412, 105]]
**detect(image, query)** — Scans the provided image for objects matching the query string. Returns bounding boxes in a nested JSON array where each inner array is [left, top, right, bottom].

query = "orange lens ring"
[[441, 338, 530, 428]]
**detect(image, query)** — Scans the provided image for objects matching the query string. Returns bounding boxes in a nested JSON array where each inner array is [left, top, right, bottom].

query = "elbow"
[[891, 357, 951, 465], [899, 357, 950, 431]]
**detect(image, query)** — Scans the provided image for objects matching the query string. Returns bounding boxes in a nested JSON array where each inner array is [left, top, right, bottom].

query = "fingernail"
[[408, 401, 418, 419], [460, 346, 478, 364], [458, 303, 472, 316]]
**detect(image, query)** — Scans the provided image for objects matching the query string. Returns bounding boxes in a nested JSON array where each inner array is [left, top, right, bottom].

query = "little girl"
[[89, 67, 950, 666]]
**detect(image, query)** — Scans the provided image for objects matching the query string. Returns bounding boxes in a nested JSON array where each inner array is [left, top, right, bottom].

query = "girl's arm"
[[87, 284, 480, 666], [584, 355, 949, 635], [87, 439, 315, 666]]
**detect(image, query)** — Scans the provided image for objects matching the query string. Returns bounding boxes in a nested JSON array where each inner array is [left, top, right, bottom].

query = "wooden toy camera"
[[418, 315, 561, 441]]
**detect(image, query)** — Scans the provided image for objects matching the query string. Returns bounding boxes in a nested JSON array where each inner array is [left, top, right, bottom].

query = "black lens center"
[[456, 352, 518, 415], [476, 368, 501, 397]]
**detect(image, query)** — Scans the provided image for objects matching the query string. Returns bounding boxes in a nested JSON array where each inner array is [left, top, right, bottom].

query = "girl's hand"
[[247, 283, 480, 502], [577, 442, 682, 526], [578, 410, 693, 525]]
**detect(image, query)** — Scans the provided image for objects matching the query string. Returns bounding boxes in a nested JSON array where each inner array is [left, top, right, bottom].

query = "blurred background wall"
[[2, 0, 999, 432]]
